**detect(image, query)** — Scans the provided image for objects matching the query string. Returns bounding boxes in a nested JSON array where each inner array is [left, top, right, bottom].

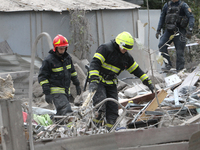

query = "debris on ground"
[[1, 58, 200, 146]]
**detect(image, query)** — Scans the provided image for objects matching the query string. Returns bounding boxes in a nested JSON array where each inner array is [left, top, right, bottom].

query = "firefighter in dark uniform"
[[88, 31, 154, 129], [38, 34, 81, 116], [156, 0, 195, 72]]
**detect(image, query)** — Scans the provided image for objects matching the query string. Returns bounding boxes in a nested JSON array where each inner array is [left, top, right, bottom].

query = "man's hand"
[[45, 94, 53, 104], [76, 85, 82, 95], [156, 30, 161, 39], [186, 28, 193, 39], [142, 78, 154, 93], [89, 82, 98, 92]]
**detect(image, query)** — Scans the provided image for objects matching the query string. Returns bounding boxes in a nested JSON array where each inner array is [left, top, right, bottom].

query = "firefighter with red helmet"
[[88, 31, 154, 130], [38, 34, 81, 116]]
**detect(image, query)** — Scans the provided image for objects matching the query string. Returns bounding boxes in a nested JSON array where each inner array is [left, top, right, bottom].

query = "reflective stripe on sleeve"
[[89, 70, 99, 78], [40, 79, 49, 86], [94, 53, 105, 64], [127, 62, 139, 73], [140, 74, 148, 81], [66, 64, 71, 69], [71, 72, 77, 76]]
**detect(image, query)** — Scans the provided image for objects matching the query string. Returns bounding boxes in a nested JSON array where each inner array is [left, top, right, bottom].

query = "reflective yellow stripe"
[[99, 75, 118, 85], [94, 53, 105, 64], [40, 79, 49, 86], [93, 119, 103, 123], [148, 80, 152, 84], [102, 62, 120, 73], [52, 64, 71, 72], [52, 67, 63, 72], [66, 122, 73, 128], [71, 72, 77, 76], [66, 64, 71, 69], [140, 74, 148, 81], [89, 70, 99, 78], [105, 123, 113, 128], [91, 79, 99, 83], [127, 62, 138, 73], [50, 87, 65, 94]]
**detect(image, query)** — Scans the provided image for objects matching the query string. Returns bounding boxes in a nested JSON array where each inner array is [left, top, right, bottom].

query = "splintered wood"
[[136, 89, 168, 122]]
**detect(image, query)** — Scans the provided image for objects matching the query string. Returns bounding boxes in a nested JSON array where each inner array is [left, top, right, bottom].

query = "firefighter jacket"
[[157, 0, 194, 32], [89, 40, 149, 85], [38, 50, 80, 95]]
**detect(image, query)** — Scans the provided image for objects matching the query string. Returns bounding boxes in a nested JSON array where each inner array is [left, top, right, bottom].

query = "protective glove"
[[89, 82, 98, 92], [76, 85, 81, 95], [142, 78, 154, 93], [155, 30, 161, 39], [186, 28, 193, 39], [45, 94, 53, 104]]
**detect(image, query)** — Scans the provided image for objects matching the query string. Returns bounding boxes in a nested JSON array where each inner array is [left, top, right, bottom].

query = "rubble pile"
[[19, 64, 200, 142], [1, 62, 200, 143]]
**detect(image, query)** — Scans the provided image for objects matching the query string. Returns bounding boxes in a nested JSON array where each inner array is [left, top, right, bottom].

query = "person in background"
[[88, 31, 154, 130], [156, 0, 195, 72], [38, 34, 81, 116]]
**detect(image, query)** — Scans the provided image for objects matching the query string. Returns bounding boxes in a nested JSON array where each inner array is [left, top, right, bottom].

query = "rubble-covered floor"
[[1, 58, 200, 149]]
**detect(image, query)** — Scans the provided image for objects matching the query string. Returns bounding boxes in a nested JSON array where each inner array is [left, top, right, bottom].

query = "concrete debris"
[[0, 74, 15, 99], [1, 61, 200, 148]]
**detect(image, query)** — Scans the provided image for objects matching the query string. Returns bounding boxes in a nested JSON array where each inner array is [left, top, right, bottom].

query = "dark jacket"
[[89, 40, 148, 85], [38, 50, 80, 95], [157, 0, 195, 31]]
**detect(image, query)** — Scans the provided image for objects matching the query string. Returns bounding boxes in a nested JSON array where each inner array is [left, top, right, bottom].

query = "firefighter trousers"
[[93, 82, 119, 125]]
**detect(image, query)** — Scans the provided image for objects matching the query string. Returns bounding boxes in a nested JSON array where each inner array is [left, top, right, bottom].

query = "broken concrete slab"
[[177, 64, 200, 93], [123, 83, 149, 98], [0, 74, 15, 99], [33, 80, 43, 98]]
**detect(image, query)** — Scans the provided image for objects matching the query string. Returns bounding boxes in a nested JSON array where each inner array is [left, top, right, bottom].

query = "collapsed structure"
[[0, 0, 200, 150], [1, 50, 200, 149]]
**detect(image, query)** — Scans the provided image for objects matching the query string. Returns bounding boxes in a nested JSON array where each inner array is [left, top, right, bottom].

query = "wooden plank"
[[115, 124, 200, 148], [119, 90, 160, 108], [7, 99, 28, 150], [0, 99, 13, 150], [0, 99, 28, 150], [136, 89, 167, 121], [181, 114, 200, 125], [119, 142, 188, 150], [177, 65, 200, 92], [34, 132, 118, 150]]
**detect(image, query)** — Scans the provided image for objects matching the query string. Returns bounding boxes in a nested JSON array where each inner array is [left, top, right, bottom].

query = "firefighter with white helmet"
[[38, 34, 81, 116], [88, 31, 154, 130]]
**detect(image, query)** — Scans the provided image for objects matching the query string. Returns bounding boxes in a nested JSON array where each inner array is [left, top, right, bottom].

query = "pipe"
[[28, 32, 53, 150]]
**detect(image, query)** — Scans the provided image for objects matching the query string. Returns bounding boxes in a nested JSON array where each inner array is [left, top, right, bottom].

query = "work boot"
[[161, 64, 172, 71]]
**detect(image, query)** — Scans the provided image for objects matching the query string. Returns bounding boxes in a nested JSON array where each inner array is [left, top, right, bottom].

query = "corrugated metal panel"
[[0, 0, 140, 12]]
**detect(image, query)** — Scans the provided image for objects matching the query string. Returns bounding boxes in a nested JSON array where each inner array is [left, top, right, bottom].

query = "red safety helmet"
[[53, 34, 69, 52]]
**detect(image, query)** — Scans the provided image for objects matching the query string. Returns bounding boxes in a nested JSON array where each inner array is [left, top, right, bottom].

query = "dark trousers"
[[93, 82, 119, 125], [158, 27, 187, 71], [52, 93, 72, 116]]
